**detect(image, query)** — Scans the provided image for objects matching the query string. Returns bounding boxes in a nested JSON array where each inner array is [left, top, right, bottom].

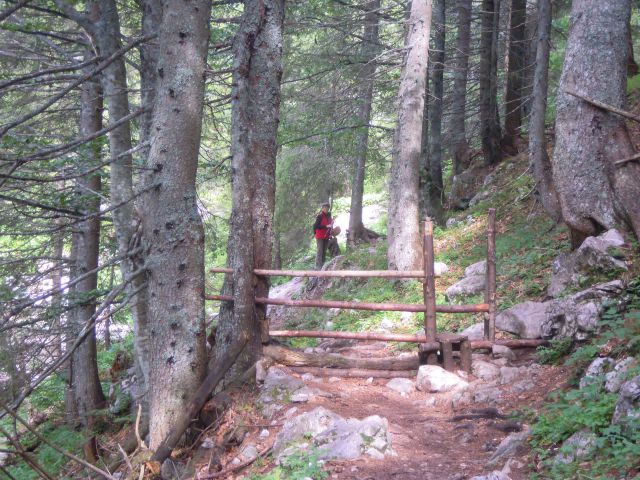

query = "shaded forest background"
[[1, 0, 640, 478]]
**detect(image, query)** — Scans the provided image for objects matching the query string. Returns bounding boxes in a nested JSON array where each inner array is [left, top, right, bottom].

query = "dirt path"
[[241, 277, 570, 480], [261, 341, 567, 480]]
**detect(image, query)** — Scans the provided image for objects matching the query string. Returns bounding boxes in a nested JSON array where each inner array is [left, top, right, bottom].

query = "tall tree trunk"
[[88, 0, 151, 415], [502, 0, 526, 150], [521, 2, 538, 120], [69, 52, 106, 428], [213, 0, 284, 376], [552, 0, 640, 246], [528, 0, 560, 221], [142, 0, 211, 449], [425, 0, 445, 224], [451, 0, 472, 174], [479, 0, 502, 166], [348, 0, 380, 246], [388, 0, 432, 271]]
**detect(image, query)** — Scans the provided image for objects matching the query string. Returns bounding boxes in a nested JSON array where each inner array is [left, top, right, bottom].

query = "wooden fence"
[[208, 209, 500, 347]]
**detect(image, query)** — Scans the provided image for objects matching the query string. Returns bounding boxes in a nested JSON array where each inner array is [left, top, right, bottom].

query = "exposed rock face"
[[416, 365, 469, 392], [493, 281, 623, 340], [487, 427, 530, 466], [446, 260, 487, 302], [612, 375, 640, 428], [472, 360, 501, 382], [548, 229, 627, 297], [579, 357, 615, 389], [386, 378, 415, 394], [461, 322, 485, 340], [272, 406, 393, 461], [553, 429, 597, 465], [541, 280, 624, 340], [496, 301, 548, 339], [605, 357, 638, 394], [449, 169, 480, 210]]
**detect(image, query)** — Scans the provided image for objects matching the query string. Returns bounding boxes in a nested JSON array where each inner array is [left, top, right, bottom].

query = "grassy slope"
[[283, 153, 570, 346]]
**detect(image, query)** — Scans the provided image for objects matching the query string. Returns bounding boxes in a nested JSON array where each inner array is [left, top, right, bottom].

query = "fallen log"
[[288, 366, 416, 379], [152, 339, 247, 463], [470, 339, 548, 349], [263, 344, 419, 370]]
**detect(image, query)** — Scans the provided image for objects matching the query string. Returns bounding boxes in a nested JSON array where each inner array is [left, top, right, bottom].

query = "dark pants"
[[315, 238, 328, 269]]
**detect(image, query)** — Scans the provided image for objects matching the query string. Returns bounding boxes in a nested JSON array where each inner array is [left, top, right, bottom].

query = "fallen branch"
[[152, 339, 248, 463], [198, 447, 272, 479], [565, 88, 640, 123], [288, 366, 416, 378], [263, 344, 419, 370], [614, 152, 640, 166]]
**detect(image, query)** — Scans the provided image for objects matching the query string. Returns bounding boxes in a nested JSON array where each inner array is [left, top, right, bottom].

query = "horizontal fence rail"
[[205, 294, 489, 314], [208, 209, 498, 346], [210, 267, 437, 279]]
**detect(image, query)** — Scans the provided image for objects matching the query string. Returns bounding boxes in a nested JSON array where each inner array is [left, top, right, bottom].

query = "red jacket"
[[314, 211, 332, 240]]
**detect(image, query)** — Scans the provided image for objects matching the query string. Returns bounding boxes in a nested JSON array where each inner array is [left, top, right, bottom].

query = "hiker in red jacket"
[[314, 202, 333, 269]]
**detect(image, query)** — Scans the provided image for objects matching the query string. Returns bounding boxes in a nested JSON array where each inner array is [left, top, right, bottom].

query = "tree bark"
[[141, 0, 211, 449], [388, 0, 432, 271], [502, 0, 526, 149], [451, 0, 472, 174], [213, 0, 285, 376], [85, 0, 151, 409], [552, 0, 640, 245], [528, 0, 560, 221], [348, 0, 380, 246], [425, 0, 445, 224], [69, 49, 106, 429], [479, 0, 502, 166]]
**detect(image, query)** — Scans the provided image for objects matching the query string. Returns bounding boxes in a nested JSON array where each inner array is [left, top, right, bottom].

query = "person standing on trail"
[[314, 202, 333, 269]]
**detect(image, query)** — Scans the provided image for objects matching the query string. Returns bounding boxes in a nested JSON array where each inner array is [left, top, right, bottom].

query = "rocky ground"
[[192, 338, 570, 480]]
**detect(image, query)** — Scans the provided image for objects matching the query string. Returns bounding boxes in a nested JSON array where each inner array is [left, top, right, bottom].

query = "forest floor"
[[197, 327, 570, 480], [190, 275, 572, 480]]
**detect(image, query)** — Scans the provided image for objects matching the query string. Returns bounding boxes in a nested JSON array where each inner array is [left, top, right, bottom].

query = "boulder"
[[553, 429, 597, 465], [492, 345, 515, 362], [612, 375, 640, 428], [435, 262, 449, 276], [487, 427, 530, 466], [579, 357, 615, 389], [472, 360, 501, 382], [465, 260, 487, 277], [461, 322, 485, 340], [386, 378, 415, 395], [541, 281, 624, 340], [548, 229, 627, 297], [416, 365, 469, 393], [496, 301, 547, 339], [605, 357, 638, 393], [273, 407, 393, 461], [446, 274, 486, 302]]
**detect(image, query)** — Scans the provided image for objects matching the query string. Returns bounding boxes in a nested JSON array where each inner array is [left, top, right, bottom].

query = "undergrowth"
[[529, 280, 640, 479]]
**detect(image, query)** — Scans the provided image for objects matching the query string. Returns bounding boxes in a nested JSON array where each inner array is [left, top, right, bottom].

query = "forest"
[[1, 0, 639, 479]]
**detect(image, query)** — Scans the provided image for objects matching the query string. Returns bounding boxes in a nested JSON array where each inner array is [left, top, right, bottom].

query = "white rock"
[[434, 262, 449, 276], [386, 378, 415, 394], [259, 429, 270, 438], [472, 360, 501, 381], [416, 365, 469, 393], [492, 344, 515, 361]]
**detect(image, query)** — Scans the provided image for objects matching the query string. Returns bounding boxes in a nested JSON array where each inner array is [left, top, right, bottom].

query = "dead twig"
[[198, 447, 272, 479], [565, 88, 640, 123], [614, 152, 640, 166], [135, 404, 147, 451], [117, 444, 133, 473]]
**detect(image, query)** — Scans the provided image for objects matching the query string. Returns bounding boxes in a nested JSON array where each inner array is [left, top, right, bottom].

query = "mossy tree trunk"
[[552, 0, 640, 246]]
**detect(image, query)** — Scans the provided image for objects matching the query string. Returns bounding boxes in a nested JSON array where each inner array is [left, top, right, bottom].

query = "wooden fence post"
[[484, 208, 497, 341], [423, 218, 438, 363]]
